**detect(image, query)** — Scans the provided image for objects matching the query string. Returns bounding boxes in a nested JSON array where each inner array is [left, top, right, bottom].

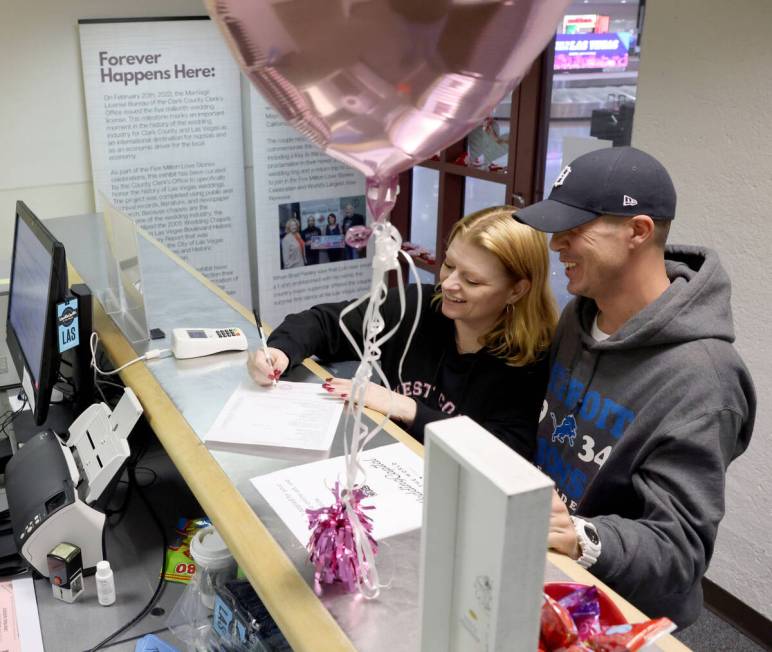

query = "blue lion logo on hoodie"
[[550, 412, 577, 447]]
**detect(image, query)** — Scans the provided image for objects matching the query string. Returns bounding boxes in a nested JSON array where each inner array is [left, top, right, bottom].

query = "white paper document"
[[252, 443, 424, 545], [0, 577, 44, 651], [205, 381, 344, 455]]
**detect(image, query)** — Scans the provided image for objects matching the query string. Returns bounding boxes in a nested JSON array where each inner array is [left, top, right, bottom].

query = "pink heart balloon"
[[205, 0, 569, 191]]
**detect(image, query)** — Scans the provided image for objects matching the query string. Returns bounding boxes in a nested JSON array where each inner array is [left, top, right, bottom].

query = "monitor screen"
[[8, 216, 53, 388], [6, 202, 68, 425]]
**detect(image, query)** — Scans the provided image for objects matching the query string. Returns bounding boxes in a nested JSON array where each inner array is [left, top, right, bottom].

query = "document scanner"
[[5, 388, 142, 576]]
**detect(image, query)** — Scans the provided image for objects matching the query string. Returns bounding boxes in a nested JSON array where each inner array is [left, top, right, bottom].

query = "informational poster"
[[79, 17, 251, 305], [250, 88, 372, 329]]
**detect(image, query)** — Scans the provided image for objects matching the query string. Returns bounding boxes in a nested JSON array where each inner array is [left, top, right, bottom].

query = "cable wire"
[[86, 463, 169, 652], [89, 332, 170, 377]]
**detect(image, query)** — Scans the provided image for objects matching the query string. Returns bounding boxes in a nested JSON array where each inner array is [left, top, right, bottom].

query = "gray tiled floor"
[[674, 607, 767, 651]]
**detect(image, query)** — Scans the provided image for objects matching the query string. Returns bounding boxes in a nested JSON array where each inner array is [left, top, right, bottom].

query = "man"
[[514, 146, 755, 627], [301, 215, 321, 265], [341, 202, 366, 260]]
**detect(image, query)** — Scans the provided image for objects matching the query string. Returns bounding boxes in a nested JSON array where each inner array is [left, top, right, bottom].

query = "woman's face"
[[288, 220, 298, 232], [328, 214, 336, 225], [439, 235, 526, 334]]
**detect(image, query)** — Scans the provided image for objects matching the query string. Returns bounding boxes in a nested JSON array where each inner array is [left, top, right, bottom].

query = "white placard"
[[252, 443, 424, 545], [78, 18, 251, 305], [250, 88, 374, 328], [205, 381, 344, 454], [420, 417, 553, 652]]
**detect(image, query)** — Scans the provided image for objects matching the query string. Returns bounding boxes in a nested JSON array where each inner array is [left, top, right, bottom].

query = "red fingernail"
[[273, 369, 281, 377], [325, 387, 334, 393], [341, 393, 348, 398]]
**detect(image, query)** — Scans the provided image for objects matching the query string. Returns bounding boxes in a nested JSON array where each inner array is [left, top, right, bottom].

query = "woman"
[[281, 217, 306, 268], [250, 206, 558, 458], [325, 213, 343, 262]]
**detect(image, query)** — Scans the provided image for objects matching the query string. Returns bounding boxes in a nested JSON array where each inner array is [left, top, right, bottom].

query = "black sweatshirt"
[[268, 284, 548, 459]]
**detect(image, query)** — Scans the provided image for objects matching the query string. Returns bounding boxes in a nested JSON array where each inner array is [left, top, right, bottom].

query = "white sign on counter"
[[420, 416, 553, 652], [252, 443, 424, 546]]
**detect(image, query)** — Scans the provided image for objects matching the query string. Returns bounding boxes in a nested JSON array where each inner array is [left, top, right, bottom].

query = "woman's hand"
[[322, 377, 417, 426], [247, 347, 290, 386]]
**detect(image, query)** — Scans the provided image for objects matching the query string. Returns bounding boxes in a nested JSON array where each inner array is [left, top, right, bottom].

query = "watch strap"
[[571, 516, 601, 569]]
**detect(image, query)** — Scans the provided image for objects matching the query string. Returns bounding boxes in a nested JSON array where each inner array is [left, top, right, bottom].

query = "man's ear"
[[629, 214, 655, 249]]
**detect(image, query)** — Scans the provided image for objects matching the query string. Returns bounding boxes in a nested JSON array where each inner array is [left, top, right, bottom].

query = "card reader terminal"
[[171, 328, 248, 359]]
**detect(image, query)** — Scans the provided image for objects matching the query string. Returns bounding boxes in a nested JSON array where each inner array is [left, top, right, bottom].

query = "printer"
[[5, 388, 142, 576]]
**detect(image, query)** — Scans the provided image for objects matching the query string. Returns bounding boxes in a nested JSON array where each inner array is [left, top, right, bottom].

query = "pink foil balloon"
[[205, 0, 570, 213]]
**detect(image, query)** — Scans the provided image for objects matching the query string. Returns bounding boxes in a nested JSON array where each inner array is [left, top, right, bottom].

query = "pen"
[[253, 308, 278, 387]]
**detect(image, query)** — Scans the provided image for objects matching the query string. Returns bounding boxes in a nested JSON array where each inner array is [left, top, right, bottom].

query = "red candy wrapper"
[[306, 482, 377, 594], [585, 618, 676, 652], [541, 594, 578, 650]]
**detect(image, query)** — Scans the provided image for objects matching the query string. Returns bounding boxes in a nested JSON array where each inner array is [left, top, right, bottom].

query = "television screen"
[[554, 32, 633, 72]]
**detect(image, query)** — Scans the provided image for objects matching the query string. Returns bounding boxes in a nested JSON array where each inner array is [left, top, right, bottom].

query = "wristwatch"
[[571, 516, 601, 569]]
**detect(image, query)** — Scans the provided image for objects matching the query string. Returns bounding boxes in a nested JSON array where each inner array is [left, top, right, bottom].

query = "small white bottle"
[[95, 560, 116, 606]]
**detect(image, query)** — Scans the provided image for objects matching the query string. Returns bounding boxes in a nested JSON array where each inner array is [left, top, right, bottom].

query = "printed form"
[[205, 381, 344, 454]]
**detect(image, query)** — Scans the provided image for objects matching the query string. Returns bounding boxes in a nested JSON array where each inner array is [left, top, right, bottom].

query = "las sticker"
[[57, 298, 79, 353]]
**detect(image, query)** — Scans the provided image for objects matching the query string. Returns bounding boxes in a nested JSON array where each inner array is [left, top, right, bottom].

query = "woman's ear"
[[509, 278, 531, 305]]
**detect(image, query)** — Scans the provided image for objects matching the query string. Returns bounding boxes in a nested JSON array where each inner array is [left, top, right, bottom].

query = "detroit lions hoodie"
[[536, 244, 755, 626]]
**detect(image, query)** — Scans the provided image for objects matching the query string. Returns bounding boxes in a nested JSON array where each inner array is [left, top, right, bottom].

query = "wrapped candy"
[[541, 594, 578, 650], [584, 618, 676, 652], [306, 482, 377, 594], [559, 586, 602, 640], [540, 583, 674, 652]]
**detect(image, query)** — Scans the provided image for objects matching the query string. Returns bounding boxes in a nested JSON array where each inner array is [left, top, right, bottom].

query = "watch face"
[[585, 524, 600, 545]]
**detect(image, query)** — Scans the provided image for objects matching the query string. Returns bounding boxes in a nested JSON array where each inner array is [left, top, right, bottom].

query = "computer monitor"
[[6, 201, 69, 426]]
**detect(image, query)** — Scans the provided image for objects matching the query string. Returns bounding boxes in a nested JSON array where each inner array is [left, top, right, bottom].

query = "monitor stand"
[[8, 402, 75, 448]]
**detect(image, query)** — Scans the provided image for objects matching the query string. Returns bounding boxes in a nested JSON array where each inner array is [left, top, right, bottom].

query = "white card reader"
[[171, 327, 248, 359]]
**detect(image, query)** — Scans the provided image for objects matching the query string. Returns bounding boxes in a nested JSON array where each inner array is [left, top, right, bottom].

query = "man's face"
[[549, 215, 630, 299], [344, 204, 354, 217], [307, 217, 315, 228]]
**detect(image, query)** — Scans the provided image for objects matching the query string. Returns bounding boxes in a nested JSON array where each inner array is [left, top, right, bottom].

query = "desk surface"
[[47, 213, 689, 652]]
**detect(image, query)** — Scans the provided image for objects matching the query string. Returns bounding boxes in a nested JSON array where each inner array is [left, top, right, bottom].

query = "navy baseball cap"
[[515, 147, 677, 232]]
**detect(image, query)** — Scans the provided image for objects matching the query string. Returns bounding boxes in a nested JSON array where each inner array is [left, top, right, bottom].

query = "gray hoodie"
[[535, 244, 755, 627]]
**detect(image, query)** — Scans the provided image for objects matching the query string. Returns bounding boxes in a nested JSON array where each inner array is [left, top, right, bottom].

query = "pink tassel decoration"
[[306, 482, 377, 593]]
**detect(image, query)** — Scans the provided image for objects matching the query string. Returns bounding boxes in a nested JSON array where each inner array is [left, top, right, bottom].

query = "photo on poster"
[[277, 195, 367, 270]]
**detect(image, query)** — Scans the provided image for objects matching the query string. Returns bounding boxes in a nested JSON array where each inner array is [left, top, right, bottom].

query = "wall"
[[633, 0, 772, 618], [0, 0, 203, 266]]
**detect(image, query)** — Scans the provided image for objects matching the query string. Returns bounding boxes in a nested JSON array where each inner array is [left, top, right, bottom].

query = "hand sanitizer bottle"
[[95, 560, 116, 606]]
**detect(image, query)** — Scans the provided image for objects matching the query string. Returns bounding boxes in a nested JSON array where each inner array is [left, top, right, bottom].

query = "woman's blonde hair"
[[435, 206, 558, 366], [285, 217, 301, 233]]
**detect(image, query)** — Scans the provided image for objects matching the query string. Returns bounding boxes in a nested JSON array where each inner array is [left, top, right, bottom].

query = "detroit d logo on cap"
[[553, 165, 571, 188]]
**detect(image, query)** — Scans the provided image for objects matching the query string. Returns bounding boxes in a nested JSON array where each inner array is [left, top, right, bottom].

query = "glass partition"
[[100, 195, 150, 345]]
